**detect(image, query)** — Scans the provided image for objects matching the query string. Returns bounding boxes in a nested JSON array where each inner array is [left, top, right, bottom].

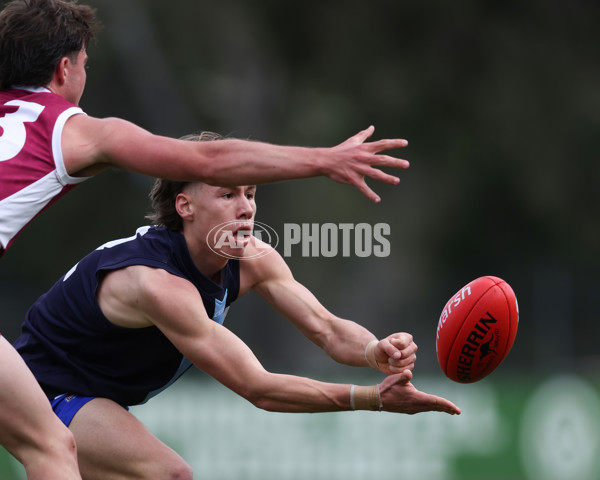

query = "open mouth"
[[208, 221, 257, 257], [207, 220, 277, 260], [230, 223, 253, 246]]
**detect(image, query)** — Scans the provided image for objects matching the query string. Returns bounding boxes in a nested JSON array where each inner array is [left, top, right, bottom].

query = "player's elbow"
[[243, 388, 278, 412], [239, 380, 281, 412], [250, 396, 278, 412]]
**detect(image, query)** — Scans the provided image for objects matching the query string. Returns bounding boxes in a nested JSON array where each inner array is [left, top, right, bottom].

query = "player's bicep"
[[130, 269, 272, 396], [63, 115, 182, 177], [134, 268, 215, 343], [97, 265, 208, 335]]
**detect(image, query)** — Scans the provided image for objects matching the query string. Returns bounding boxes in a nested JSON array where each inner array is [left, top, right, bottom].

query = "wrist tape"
[[350, 384, 383, 411]]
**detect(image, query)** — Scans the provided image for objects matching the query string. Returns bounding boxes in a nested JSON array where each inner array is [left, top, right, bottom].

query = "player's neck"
[[184, 233, 229, 281]]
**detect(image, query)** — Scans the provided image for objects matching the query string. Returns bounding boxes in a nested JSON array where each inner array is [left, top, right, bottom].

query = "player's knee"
[[31, 421, 75, 458], [59, 428, 78, 460], [17, 427, 79, 480], [47, 421, 77, 457]]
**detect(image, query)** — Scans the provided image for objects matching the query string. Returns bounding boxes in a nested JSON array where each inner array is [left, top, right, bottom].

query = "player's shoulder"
[[3, 87, 80, 110], [107, 263, 192, 300], [61, 114, 138, 176]]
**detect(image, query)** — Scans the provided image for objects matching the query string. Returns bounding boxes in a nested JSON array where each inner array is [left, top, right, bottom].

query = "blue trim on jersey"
[[213, 290, 228, 325], [141, 357, 193, 404]]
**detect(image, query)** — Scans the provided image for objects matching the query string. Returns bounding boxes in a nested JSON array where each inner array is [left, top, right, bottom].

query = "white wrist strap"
[[376, 384, 383, 411], [364, 340, 380, 370]]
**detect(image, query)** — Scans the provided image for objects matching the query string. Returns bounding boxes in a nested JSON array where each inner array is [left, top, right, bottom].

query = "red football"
[[436, 276, 519, 383]]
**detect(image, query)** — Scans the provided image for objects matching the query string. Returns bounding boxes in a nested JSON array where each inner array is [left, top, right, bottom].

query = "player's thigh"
[[0, 336, 60, 450], [70, 397, 192, 480]]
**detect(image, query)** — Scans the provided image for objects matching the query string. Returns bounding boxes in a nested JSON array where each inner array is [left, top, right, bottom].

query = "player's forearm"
[[318, 318, 377, 368], [248, 372, 461, 416], [196, 139, 324, 186], [182, 323, 368, 413], [245, 373, 374, 413], [80, 118, 323, 185]]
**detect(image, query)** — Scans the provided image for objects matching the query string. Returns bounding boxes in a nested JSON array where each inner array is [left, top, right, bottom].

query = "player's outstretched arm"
[[244, 244, 417, 374], [98, 266, 458, 415], [63, 116, 409, 202]]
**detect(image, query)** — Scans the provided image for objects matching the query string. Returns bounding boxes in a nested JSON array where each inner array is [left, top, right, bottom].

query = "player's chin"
[[216, 244, 248, 259]]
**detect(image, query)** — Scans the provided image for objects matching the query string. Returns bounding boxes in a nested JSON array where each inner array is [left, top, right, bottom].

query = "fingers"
[[388, 333, 414, 352], [378, 334, 418, 373], [365, 154, 410, 170], [332, 127, 409, 202], [368, 138, 409, 153], [352, 153, 409, 202], [398, 368, 413, 383], [363, 167, 403, 185], [387, 361, 415, 374], [381, 372, 461, 416], [349, 171, 398, 203], [348, 127, 409, 152], [353, 179, 382, 204], [355, 125, 375, 142], [428, 395, 462, 415]]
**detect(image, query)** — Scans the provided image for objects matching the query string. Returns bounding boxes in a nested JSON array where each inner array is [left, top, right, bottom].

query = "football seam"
[[497, 281, 517, 356]]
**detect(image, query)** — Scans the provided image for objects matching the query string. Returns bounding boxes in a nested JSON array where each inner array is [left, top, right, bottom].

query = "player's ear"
[[175, 192, 193, 221], [54, 57, 69, 85]]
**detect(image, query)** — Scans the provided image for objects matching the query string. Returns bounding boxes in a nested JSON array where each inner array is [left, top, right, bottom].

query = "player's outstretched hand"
[[380, 370, 461, 415], [325, 126, 409, 203]]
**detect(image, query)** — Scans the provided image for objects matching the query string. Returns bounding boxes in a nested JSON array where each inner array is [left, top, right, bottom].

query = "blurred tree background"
[[1, 0, 598, 379]]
